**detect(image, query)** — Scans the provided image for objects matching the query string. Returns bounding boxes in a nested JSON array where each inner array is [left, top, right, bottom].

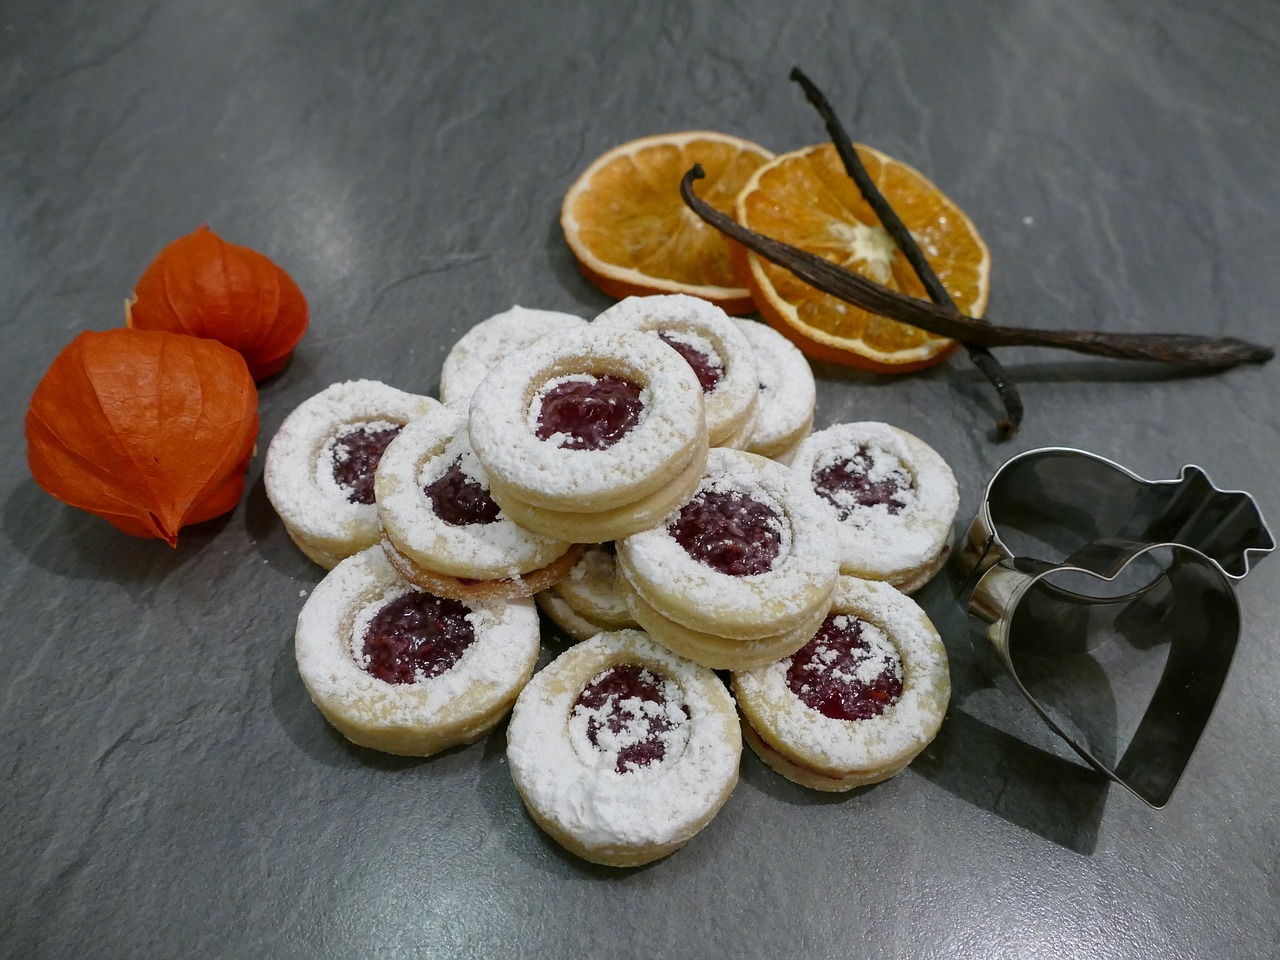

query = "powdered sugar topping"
[[506, 629, 740, 854], [732, 319, 816, 457], [376, 405, 570, 580], [264, 380, 439, 559], [295, 546, 539, 729], [733, 577, 949, 772], [568, 665, 690, 774], [810, 441, 917, 520], [439, 305, 586, 407], [790, 422, 958, 582]]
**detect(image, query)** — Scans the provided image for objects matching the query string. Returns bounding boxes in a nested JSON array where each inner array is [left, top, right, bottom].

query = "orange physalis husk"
[[126, 225, 308, 381], [25, 328, 260, 546]]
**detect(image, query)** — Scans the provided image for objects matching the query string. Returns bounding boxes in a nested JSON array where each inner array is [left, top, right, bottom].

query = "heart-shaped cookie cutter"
[[957, 447, 1273, 808]]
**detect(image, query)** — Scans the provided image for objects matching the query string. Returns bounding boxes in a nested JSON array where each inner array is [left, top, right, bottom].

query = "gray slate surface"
[[3, 1, 1278, 957]]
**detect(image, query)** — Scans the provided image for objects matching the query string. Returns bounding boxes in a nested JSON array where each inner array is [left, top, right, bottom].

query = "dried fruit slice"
[[734, 142, 990, 372], [562, 131, 774, 313]]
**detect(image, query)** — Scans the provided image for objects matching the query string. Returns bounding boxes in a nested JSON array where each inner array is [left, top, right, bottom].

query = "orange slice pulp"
[[562, 131, 774, 314], [733, 142, 990, 372]]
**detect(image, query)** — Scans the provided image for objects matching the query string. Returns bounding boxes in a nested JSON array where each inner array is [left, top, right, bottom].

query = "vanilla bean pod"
[[789, 66, 1023, 436], [681, 166, 1271, 369]]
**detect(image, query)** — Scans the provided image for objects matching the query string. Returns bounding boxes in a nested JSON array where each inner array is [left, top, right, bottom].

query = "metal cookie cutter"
[[958, 447, 1274, 808]]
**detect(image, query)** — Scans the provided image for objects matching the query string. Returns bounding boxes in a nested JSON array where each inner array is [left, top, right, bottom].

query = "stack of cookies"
[[267, 293, 957, 868]]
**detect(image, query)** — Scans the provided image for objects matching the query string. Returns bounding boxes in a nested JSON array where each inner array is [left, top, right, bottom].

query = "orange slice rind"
[[733, 142, 990, 372], [562, 131, 774, 314]]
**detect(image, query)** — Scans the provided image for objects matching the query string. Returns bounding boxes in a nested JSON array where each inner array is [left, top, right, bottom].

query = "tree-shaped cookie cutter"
[[956, 447, 1274, 807]]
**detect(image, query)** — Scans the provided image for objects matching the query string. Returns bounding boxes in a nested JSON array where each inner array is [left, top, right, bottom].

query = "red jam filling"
[[811, 445, 912, 519], [573, 664, 687, 774], [786, 614, 903, 720], [360, 591, 475, 685], [332, 424, 402, 505], [535, 374, 644, 450], [657, 331, 723, 392], [424, 457, 501, 526], [669, 489, 782, 576]]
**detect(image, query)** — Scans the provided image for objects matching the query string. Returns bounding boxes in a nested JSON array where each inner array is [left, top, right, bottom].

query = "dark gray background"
[[3, 1, 1277, 957]]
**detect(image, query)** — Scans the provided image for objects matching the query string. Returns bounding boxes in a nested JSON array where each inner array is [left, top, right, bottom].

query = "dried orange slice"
[[562, 131, 774, 314], [734, 142, 990, 372]]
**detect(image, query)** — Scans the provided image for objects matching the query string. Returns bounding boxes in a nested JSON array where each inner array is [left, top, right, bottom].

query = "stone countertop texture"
[[3, 1, 1277, 957]]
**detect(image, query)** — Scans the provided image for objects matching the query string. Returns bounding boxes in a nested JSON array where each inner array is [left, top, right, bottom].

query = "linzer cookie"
[[506, 629, 740, 867], [439, 305, 586, 407], [536, 543, 638, 642], [375, 404, 583, 601], [733, 577, 949, 792], [467, 325, 707, 542], [790, 422, 959, 593], [616, 448, 840, 670], [732, 318, 816, 463], [265, 380, 440, 568], [594, 294, 758, 448], [295, 546, 540, 756]]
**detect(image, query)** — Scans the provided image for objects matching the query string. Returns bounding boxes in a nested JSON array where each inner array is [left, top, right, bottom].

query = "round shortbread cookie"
[[732, 577, 949, 791], [439, 305, 586, 407], [594, 294, 758, 447], [618, 573, 829, 672], [766, 433, 809, 468], [265, 380, 440, 568], [295, 546, 540, 756], [731, 318, 816, 459], [548, 543, 635, 629], [382, 537, 585, 603], [719, 406, 759, 452], [789, 422, 959, 593], [535, 589, 609, 643], [486, 434, 707, 544], [375, 404, 574, 581], [617, 448, 839, 641], [506, 629, 741, 867], [468, 325, 705, 512]]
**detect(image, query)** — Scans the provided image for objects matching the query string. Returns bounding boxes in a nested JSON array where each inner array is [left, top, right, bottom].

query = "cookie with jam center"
[[616, 448, 840, 669], [594, 293, 759, 448], [467, 325, 708, 542], [375, 404, 583, 601], [732, 576, 949, 791], [506, 629, 740, 867], [295, 546, 540, 756], [265, 380, 440, 568], [790, 422, 958, 593]]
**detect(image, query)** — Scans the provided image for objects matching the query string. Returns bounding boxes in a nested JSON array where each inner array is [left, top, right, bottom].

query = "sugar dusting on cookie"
[[439, 306, 586, 407], [790, 422, 958, 584], [265, 380, 440, 561], [567, 664, 690, 774], [468, 325, 704, 504], [733, 577, 949, 776], [295, 547, 540, 733], [732, 319, 816, 457], [376, 405, 571, 581], [506, 629, 740, 857]]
